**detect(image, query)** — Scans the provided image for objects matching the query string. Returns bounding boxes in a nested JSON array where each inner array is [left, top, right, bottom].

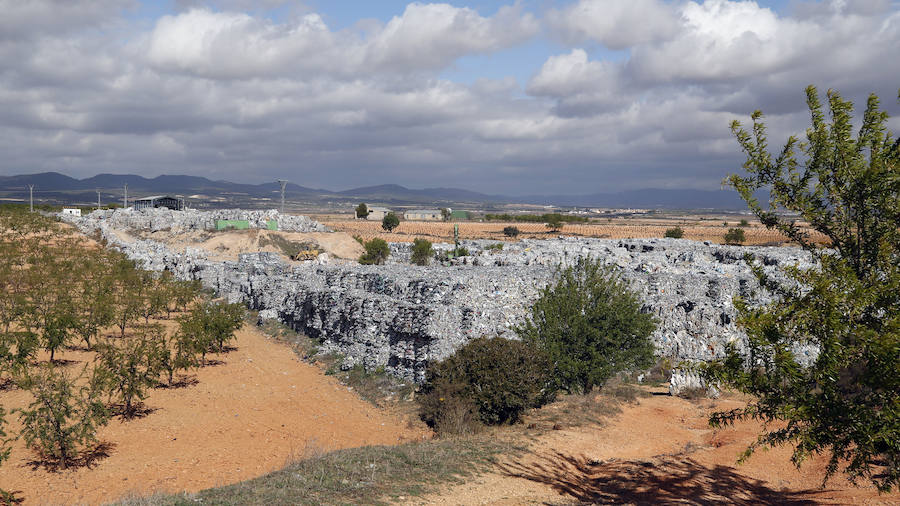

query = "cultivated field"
[[319, 216, 827, 246]]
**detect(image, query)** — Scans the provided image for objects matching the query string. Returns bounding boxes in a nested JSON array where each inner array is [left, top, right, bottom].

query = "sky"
[[1, 0, 898, 195]]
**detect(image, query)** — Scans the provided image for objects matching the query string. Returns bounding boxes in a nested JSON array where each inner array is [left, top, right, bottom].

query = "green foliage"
[[355, 203, 368, 219], [664, 226, 685, 239], [178, 301, 245, 362], [94, 326, 164, 418], [410, 238, 433, 266], [545, 214, 565, 232], [739, 218, 750, 227], [484, 213, 588, 224], [152, 327, 200, 386], [359, 238, 390, 265], [484, 243, 503, 251], [419, 337, 554, 431], [0, 406, 10, 502], [518, 257, 657, 393], [16, 364, 109, 470], [381, 212, 400, 232], [502, 226, 520, 238], [440, 208, 451, 221], [708, 85, 900, 491], [724, 227, 746, 245]]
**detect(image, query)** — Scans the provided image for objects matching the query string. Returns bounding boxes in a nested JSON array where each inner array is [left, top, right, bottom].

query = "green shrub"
[[485, 243, 504, 251], [381, 212, 400, 232], [419, 337, 554, 431], [359, 238, 390, 265], [355, 203, 368, 219], [17, 364, 109, 470], [503, 226, 520, 238], [724, 227, 746, 245], [739, 218, 749, 227], [410, 238, 433, 266], [664, 226, 684, 239], [545, 215, 564, 232], [518, 257, 656, 393], [453, 246, 469, 257], [0, 406, 10, 501]]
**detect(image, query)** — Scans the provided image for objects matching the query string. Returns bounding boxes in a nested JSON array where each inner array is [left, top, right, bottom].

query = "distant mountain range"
[[0, 172, 749, 210]]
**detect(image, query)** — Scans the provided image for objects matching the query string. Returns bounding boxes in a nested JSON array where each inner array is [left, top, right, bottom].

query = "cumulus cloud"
[[547, 0, 680, 49], [0, 1, 897, 195], [145, 3, 538, 78]]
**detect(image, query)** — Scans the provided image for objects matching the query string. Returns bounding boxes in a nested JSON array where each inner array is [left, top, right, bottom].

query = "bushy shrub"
[[359, 238, 390, 265], [419, 337, 554, 432], [724, 227, 746, 245], [518, 257, 656, 393], [503, 226, 520, 237], [739, 218, 749, 227], [410, 238, 433, 266], [94, 327, 161, 418], [664, 226, 684, 239], [381, 212, 400, 232], [355, 203, 368, 219], [177, 301, 244, 362]]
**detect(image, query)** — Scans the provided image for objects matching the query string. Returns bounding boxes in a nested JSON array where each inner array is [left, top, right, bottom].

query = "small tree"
[[706, 86, 900, 491], [724, 227, 746, 245], [664, 226, 684, 239], [518, 257, 656, 393], [739, 218, 750, 227], [0, 406, 11, 502], [410, 238, 433, 266], [440, 208, 451, 222], [359, 238, 390, 265], [17, 364, 109, 470], [177, 301, 244, 363], [419, 337, 554, 430], [545, 214, 564, 232], [381, 212, 400, 232], [355, 203, 368, 219], [503, 226, 520, 238], [94, 327, 162, 418], [152, 329, 199, 386]]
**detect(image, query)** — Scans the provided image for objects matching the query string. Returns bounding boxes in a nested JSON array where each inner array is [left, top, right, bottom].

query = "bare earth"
[[0, 326, 426, 505], [412, 393, 899, 505], [320, 218, 827, 246]]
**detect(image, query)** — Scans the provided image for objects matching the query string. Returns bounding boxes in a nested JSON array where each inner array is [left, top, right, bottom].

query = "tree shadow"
[[0, 489, 25, 505], [45, 358, 80, 367], [108, 402, 158, 420], [25, 441, 115, 472], [154, 374, 199, 390], [499, 451, 827, 505]]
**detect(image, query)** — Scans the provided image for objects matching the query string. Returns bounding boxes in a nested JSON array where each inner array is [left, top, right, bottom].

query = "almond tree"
[[706, 86, 900, 491]]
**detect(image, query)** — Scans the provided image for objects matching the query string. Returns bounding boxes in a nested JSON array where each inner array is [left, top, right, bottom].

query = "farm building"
[[365, 206, 392, 221], [404, 209, 442, 221], [61, 208, 81, 217], [133, 195, 184, 211]]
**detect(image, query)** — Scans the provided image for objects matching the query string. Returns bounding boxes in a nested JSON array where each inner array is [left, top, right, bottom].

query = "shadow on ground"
[[499, 451, 827, 505]]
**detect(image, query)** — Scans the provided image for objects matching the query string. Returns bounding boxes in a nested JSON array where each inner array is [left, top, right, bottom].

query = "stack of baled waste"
[[69, 207, 328, 234], [60, 209, 817, 393]]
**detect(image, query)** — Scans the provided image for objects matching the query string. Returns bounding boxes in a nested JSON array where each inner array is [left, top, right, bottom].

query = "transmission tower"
[[123, 183, 128, 208], [28, 184, 34, 212], [96, 189, 101, 210], [277, 180, 288, 214]]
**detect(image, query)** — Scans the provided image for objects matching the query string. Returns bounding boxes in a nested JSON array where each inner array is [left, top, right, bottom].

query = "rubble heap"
[[74, 208, 329, 234], [62, 211, 815, 391]]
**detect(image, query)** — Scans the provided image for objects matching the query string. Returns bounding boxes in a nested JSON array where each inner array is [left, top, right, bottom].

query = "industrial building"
[[365, 206, 392, 221], [132, 195, 184, 211], [403, 209, 442, 221]]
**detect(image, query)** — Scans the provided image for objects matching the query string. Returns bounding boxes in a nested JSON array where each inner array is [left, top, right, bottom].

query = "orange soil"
[[414, 392, 898, 505], [321, 219, 826, 246], [0, 326, 427, 505]]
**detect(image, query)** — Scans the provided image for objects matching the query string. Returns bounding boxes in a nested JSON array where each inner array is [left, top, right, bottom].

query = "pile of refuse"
[[74, 207, 329, 234], [61, 210, 815, 393]]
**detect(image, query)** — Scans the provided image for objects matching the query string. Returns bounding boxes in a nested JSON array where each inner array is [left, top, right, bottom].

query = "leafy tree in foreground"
[[503, 226, 520, 238], [705, 86, 900, 491], [518, 257, 656, 393], [17, 365, 109, 470], [94, 326, 163, 418], [381, 212, 400, 232], [410, 238, 433, 266]]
